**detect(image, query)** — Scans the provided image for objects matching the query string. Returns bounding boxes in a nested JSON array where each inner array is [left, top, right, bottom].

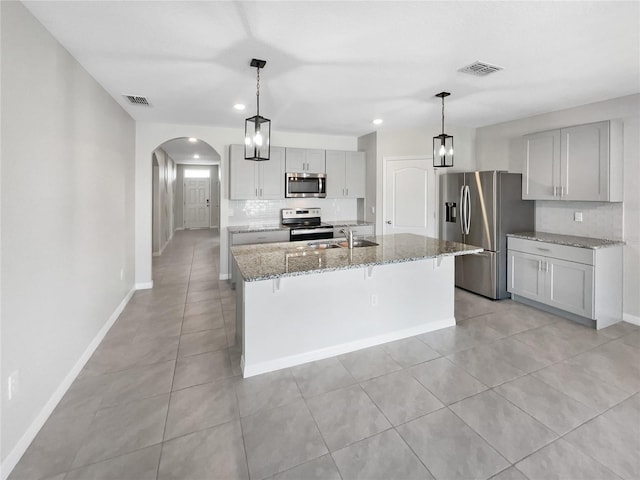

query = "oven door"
[[289, 227, 334, 242]]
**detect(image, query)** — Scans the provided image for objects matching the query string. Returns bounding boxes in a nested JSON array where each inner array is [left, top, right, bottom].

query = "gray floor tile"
[[595, 321, 639, 339], [418, 321, 505, 356], [100, 360, 175, 408], [65, 445, 161, 480], [397, 408, 509, 480], [490, 467, 529, 480], [490, 336, 557, 372], [290, 357, 356, 398], [454, 289, 499, 320], [532, 361, 631, 413], [158, 420, 249, 480], [338, 345, 402, 382], [268, 455, 341, 480], [361, 370, 443, 425], [177, 327, 227, 357], [172, 349, 233, 390], [447, 344, 526, 387], [164, 377, 239, 440], [537, 320, 611, 351], [8, 409, 96, 480], [621, 330, 640, 349], [516, 439, 621, 480], [494, 375, 597, 435], [470, 304, 558, 336], [186, 288, 221, 304], [332, 429, 434, 480], [382, 337, 441, 367], [450, 390, 557, 463], [181, 310, 225, 333], [242, 399, 327, 480], [512, 328, 584, 363], [235, 369, 302, 417], [409, 357, 487, 405], [306, 385, 390, 451], [565, 339, 640, 394], [72, 394, 169, 468], [183, 298, 222, 318]]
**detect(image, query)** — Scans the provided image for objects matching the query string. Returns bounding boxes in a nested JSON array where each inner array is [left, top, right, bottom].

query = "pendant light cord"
[[441, 95, 445, 135], [256, 67, 260, 117]]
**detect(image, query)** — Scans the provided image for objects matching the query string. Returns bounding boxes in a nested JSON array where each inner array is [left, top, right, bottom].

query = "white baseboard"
[[1, 287, 136, 480], [241, 318, 455, 378], [623, 312, 640, 326], [135, 281, 153, 290]]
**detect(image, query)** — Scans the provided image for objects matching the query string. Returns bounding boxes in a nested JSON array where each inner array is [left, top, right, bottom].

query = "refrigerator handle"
[[464, 185, 471, 235], [459, 185, 466, 235]]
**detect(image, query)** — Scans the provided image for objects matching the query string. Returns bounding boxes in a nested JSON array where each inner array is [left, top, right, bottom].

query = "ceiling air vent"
[[123, 95, 151, 106], [458, 61, 503, 77]]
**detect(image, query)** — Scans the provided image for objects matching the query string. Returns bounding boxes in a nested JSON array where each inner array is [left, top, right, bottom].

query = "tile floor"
[[9, 229, 640, 480]]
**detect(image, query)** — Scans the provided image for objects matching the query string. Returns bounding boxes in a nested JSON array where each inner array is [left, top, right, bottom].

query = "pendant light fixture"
[[433, 91, 453, 168], [244, 58, 271, 161]]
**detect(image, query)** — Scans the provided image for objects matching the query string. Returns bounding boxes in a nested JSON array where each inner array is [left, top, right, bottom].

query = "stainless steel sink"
[[307, 239, 379, 249], [337, 239, 379, 248], [307, 241, 342, 249]]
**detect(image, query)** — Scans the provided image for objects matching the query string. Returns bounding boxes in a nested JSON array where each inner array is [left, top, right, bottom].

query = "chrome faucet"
[[340, 226, 354, 249]]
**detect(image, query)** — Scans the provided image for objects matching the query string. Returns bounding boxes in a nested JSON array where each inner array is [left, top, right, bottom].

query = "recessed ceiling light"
[[373, 118, 383, 125], [193, 154, 200, 159], [188, 137, 197, 142], [234, 104, 246, 111]]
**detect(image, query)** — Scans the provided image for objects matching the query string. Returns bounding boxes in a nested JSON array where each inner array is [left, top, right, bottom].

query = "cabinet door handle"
[[538, 260, 542, 271], [545, 261, 549, 273], [255, 188, 258, 197], [536, 247, 551, 252], [259, 188, 263, 197], [559, 186, 564, 197], [345, 188, 349, 196], [553, 186, 558, 196]]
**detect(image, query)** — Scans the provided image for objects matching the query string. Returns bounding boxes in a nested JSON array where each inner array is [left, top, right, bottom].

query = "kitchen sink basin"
[[337, 239, 379, 248], [307, 241, 342, 249], [307, 239, 379, 249]]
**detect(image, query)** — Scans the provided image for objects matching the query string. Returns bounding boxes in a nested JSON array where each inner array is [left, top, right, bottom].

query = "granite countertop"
[[231, 233, 483, 282], [324, 220, 374, 227], [507, 231, 625, 249], [227, 224, 289, 234]]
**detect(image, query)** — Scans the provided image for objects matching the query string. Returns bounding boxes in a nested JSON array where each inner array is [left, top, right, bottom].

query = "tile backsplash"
[[535, 201, 624, 240], [228, 198, 360, 226]]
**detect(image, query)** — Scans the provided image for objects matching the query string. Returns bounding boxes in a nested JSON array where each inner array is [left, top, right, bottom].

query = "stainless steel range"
[[281, 208, 334, 241]]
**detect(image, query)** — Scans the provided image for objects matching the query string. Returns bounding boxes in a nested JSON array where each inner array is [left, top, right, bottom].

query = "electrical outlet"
[[7, 371, 19, 401], [371, 206, 375, 214], [574, 211, 583, 222], [371, 294, 378, 307]]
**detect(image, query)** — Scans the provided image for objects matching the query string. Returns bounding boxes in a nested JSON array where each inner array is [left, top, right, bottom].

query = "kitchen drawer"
[[231, 230, 289, 245], [508, 238, 594, 265]]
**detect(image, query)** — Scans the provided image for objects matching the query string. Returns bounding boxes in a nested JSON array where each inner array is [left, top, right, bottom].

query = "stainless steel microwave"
[[285, 172, 327, 198]]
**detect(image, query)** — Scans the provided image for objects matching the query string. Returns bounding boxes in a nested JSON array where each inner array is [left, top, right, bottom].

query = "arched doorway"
[[151, 137, 221, 258]]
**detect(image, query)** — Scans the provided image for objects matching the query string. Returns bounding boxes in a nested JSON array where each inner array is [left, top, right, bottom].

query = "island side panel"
[[241, 256, 455, 378]]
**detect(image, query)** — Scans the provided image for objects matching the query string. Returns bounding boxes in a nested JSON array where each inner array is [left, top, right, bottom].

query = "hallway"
[[9, 230, 640, 480]]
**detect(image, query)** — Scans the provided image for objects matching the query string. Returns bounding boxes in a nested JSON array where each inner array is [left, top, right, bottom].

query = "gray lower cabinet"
[[507, 237, 622, 328]]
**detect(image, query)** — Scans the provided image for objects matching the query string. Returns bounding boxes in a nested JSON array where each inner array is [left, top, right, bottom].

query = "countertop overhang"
[[231, 233, 483, 282]]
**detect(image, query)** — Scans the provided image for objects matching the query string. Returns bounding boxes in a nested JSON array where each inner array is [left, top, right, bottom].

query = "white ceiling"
[[23, 1, 640, 137]]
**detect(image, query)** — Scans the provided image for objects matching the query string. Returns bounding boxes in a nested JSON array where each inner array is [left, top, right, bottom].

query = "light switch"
[[574, 211, 583, 222]]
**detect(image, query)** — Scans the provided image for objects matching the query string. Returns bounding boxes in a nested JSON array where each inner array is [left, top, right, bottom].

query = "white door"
[[383, 157, 436, 236], [184, 178, 210, 229]]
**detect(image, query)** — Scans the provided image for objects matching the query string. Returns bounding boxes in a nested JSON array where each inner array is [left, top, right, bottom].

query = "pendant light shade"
[[244, 59, 271, 161], [433, 92, 454, 168]]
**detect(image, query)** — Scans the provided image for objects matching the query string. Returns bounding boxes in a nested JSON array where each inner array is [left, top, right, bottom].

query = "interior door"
[[383, 158, 436, 236], [184, 178, 210, 229]]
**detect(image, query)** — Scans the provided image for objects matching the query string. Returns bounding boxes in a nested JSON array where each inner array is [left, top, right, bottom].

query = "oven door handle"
[[290, 227, 335, 236]]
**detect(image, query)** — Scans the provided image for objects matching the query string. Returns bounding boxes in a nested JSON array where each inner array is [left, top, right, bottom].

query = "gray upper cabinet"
[[326, 150, 366, 198], [522, 120, 623, 202], [229, 145, 285, 200], [285, 148, 326, 173]]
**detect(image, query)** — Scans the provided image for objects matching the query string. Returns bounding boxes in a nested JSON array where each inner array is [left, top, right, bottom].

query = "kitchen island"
[[232, 233, 482, 377]]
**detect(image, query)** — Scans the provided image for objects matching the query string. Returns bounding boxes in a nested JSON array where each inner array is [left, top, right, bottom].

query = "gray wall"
[[152, 148, 176, 254], [476, 94, 640, 321], [1, 1, 135, 472]]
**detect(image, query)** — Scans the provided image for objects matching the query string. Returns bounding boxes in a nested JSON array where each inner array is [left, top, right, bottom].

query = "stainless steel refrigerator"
[[440, 171, 534, 299]]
